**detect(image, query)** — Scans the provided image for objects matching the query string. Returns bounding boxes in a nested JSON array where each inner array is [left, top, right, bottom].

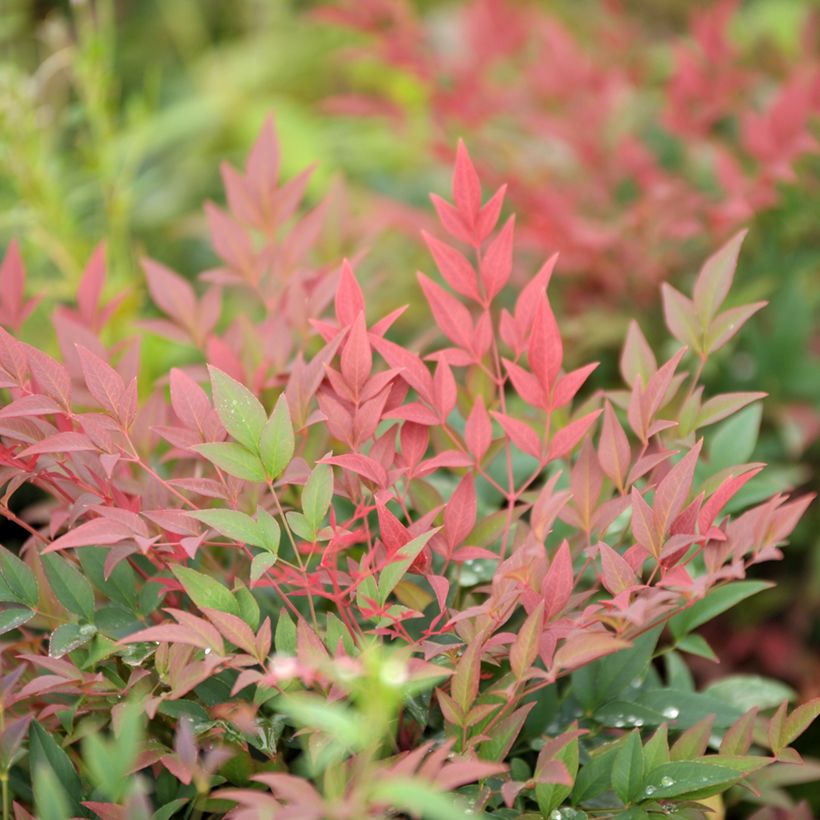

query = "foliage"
[[0, 120, 816, 818]]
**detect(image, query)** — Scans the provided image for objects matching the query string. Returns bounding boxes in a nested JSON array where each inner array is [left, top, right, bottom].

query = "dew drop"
[[634, 718, 645, 727], [644, 785, 656, 796], [550, 811, 562, 820], [662, 706, 680, 719], [660, 775, 675, 787], [614, 719, 626, 728]]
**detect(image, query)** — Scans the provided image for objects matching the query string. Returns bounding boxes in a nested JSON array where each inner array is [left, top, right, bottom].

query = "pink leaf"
[[528, 295, 563, 391], [423, 231, 479, 300], [445, 474, 476, 552], [335, 260, 365, 327], [480, 215, 515, 300], [598, 402, 631, 491], [417, 272, 474, 351], [599, 543, 639, 595], [453, 139, 481, 226], [465, 397, 492, 461], [543, 540, 573, 619], [491, 412, 541, 459], [549, 410, 601, 461], [693, 229, 747, 325]]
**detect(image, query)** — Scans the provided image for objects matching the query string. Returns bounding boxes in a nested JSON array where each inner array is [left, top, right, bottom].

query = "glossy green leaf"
[[639, 760, 741, 801], [260, 395, 295, 479], [612, 730, 645, 804], [171, 565, 240, 616], [29, 720, 84, 815], [668, 581, 771, 640], [194, 442, 266, 481], [706, 675, 795, 712], [209, 366, 267, 450]]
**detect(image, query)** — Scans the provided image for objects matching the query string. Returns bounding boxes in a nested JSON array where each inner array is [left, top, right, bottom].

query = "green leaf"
[[0, 545, 38, 606], [209, 366, 267, 451], [643, 725, 669, 771], [596, 689, 743, 731], [250, 552, 277, 583], [50, 623, 96, 658], [706, 675, 795, 712], [260, 395, 295, 480], [571, 744, 618, 804], [234, 580, 260, 629], [536, 735, 578, 814], [29, 720, 84, 815], [370, 777, 472, 820], [82, 700, 143, 800], [0, 606, 34, 635], [78, 547, 138, 610], [709, 404, 761, 471], [572, 627, 662, 711], [612, 730, 645, 804], [171, 565, 240, 616], [675, 633, 718, 661], [189, 508, 257, 545], [669, 581, 771, 640], [33, 764, 71, 820], [378, 531, 436, 604], [153, 799, 190, 820], [43, 553, 96, 621], [255, 508, 281, 554], [274, 611, 296, 654], [639, 761, 741, 801], [280, 694, 367, 749], [194, 442, 266, 481], [302, 462, 333, 537]]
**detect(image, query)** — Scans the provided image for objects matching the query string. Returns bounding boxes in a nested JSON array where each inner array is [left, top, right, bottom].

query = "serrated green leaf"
[[194, 442, 266, 481], [209, 366, 267, 451], [43, 553, 96, 621], [171, 565, 240, 616], [260, 395, 294, 480], [0, 545, 38, 607], [0, 606, 34, 635]]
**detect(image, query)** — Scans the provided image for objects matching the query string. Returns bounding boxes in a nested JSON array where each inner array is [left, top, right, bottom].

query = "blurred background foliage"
[[1, 0, 818, 758]]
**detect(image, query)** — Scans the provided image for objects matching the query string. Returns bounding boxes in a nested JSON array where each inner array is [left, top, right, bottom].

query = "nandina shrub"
[[317, 0, 819, 303], [0, 121, 817, 819]]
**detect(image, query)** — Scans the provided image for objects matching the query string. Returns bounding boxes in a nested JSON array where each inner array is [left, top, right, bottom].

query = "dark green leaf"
[[612, 730, 644, 804], [0, 546, 38, 606], [43, 553, 95, 621], [49, 623, 96, 658], [0, 606, 34, 635]]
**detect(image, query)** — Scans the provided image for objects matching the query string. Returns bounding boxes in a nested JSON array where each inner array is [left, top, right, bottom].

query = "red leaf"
[[465, 397, 492, 461], [653, 441, 702, 539], [510, 601, 544, 678], [599, 542, 639, 595], [453, 139, 481, 226], [76, 345, 126, 421], [143, 258, 198, 334], [549, 410, 601, 461], [26, 347, 71, 410], [335, 260, 365, 327], [430, 194, 473, 245], [631, 487, 659, 558], [528, 295, 562, 391], [552, 362, 598, 409], [77, 243, 106, 327], [542, 541, 573, 619], [417, 273, 474, 351], [445, 474, 476, 552], [432, 359, 457, 419], [423, 231, 479, 300], [480, 215, 515, 300], [699, 468, 762, 532], [45, 518, 134, 553], [491, 412, 541, 459], [340, 312, 372, 396], [598, 402, 631, 491]]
